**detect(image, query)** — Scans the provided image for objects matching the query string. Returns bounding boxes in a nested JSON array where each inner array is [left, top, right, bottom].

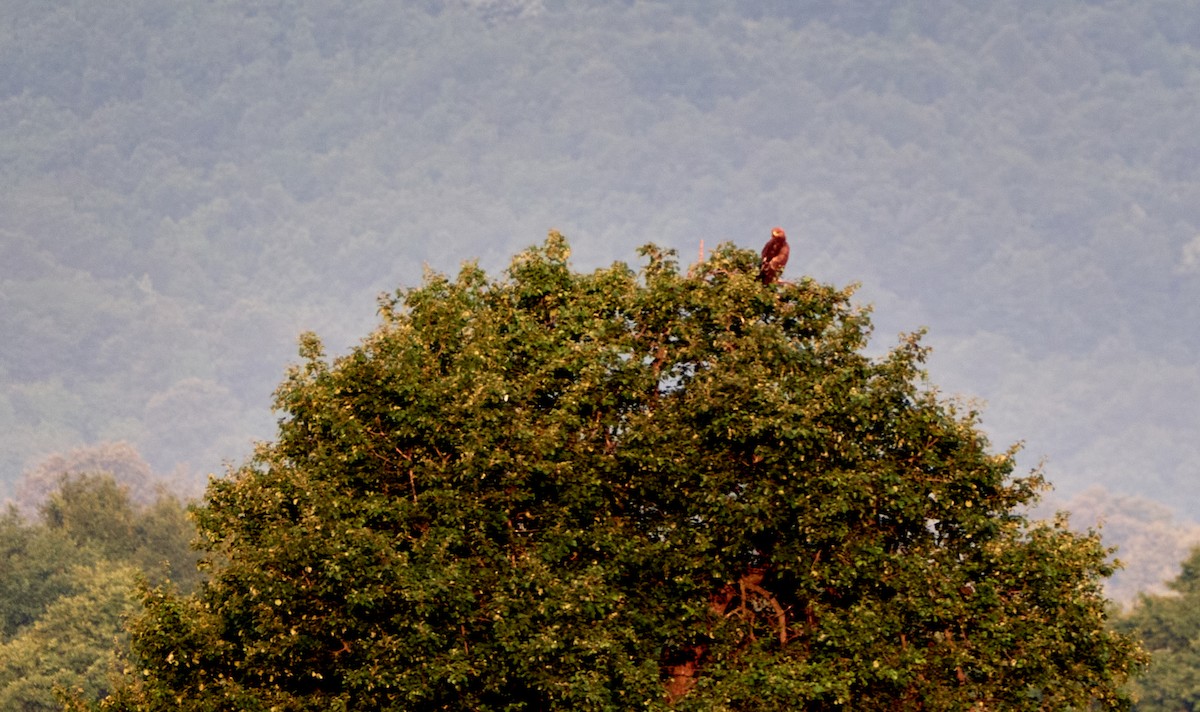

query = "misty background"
[[3, 0, 1199, 594]]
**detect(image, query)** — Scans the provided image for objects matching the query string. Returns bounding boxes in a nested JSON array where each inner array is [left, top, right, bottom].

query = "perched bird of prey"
[[759, 227, 789, 284]]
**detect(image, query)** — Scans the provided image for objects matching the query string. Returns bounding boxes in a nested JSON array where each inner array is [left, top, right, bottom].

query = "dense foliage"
[[94, 236, 1142, 710], [0, 469, 199, 709], [1117, 546, 1200, 710]]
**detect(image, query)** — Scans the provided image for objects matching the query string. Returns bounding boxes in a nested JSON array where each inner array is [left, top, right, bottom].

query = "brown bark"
[[664, 567, 791, 704]]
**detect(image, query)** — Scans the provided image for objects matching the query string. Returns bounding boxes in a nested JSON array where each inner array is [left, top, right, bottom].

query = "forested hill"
[[2, 0, 1199, 519]]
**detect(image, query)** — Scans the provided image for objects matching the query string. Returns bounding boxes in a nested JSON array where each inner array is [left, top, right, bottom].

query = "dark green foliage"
[[40, 473, 203, 593], [96, 236, 1141, 710], [1116, 547, 1200, 709], [0, 563, 139, 711], [42, 475, 141, 563], [0, 509, 92, 638], [0, 472, 201, 708]]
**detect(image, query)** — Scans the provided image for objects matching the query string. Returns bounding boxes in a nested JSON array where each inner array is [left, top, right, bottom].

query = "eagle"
[[759, 227, 789, 285]]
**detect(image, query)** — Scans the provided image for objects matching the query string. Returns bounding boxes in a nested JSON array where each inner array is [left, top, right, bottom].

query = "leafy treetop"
[[1115, 545, 1200, 710], [92, 234, 1142, 711]]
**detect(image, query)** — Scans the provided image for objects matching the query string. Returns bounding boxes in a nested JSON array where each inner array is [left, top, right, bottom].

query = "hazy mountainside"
[[1028, 488, 1200, 607], [2, 0, 1199, 522]]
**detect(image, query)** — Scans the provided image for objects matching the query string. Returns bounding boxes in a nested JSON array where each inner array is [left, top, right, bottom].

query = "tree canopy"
[[92, 235, 1142, 710], [0, 467, 200, 709], [1116, 546, 1200, 710]]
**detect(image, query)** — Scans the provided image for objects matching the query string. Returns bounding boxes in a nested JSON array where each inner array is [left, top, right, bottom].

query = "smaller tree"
[[0, 509, 91, 637], [13, 442, 156, 518], [1116, 546, 1200, 710], [39, 473, 203, 592], [41, 475, 138, 563], [0, 564, 139, 711], [0, 472, 201, 709]]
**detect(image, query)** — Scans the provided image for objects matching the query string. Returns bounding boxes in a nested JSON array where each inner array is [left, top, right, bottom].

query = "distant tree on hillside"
[[0, 564, 139, 712], [0, 511, 92, 638], [89, 235, 1142, 710], [1033, 487, 1200, 607], [13, 442, 156, 517], [40, 473, 203, 593], [0, 470, 200, 709], [1116, 546, 1200, 710]]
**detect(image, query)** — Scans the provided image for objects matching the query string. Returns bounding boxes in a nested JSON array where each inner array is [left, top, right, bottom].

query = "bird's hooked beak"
[[771, 227, 785, 239]]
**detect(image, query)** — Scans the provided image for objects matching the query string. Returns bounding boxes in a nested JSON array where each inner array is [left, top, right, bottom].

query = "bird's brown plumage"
[[759, 227, 789, 284]]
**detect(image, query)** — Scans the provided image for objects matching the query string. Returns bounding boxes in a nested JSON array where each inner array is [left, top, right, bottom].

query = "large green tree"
[[94, 235, 1141, 710]]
